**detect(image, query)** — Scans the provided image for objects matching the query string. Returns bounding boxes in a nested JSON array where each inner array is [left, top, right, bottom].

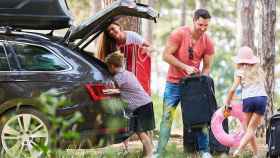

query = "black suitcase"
[[181, 75, 229, 153], [180, 75, 217, 127], [266, 113, 280, 158]]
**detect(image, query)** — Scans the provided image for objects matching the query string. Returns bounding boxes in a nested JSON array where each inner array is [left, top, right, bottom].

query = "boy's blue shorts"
[[242, 96, 267, 115]]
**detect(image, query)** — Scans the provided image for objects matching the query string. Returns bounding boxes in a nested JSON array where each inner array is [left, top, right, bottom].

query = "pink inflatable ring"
[[211, 103, 246, 147]]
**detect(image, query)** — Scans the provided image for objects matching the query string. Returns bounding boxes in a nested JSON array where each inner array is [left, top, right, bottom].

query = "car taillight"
[[84, 83, 109, 101]]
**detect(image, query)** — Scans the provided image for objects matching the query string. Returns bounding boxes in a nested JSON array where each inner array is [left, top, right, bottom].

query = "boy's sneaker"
[[201, 152, 213, 158]]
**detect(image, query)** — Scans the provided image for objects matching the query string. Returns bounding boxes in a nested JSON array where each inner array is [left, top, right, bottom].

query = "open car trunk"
[[0, 0, 72, 30], [66, 0, 158, 47]]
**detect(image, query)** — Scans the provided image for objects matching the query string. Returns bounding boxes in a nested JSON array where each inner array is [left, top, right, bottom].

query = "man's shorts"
[[243, 96, 267, 115]]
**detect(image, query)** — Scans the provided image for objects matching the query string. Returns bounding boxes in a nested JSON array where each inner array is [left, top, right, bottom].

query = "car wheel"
[[0, 107, 50, 157]]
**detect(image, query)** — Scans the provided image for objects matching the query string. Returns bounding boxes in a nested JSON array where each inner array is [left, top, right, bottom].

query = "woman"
[[97, 21, 150, 61]]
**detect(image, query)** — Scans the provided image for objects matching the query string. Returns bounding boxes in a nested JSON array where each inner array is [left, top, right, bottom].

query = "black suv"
[[0, 0, 158, 157]]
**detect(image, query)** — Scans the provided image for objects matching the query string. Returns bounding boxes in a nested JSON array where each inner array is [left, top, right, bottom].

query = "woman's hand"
[[141, 45, 151, 56]]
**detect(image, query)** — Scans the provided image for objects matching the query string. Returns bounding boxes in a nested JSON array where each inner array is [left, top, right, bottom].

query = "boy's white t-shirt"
[[235, 69, 267, 99]]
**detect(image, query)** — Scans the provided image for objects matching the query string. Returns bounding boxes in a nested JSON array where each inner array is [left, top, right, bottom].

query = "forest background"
[[66, 0, 280, 129]]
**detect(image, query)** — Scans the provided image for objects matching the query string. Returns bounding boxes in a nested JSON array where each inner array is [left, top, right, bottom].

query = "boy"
[[105, 51, 155, 158]]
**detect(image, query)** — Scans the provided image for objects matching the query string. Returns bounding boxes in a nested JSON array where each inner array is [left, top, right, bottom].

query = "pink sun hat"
[[233, 46, 260, 64]]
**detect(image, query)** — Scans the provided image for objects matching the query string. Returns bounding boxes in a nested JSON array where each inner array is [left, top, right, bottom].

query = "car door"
[[0, 41, 14, 113]]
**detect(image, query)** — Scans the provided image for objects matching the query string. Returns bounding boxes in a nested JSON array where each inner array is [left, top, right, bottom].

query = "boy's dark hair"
[[194, 9, 211, 20], [105, 51, 124, 68]]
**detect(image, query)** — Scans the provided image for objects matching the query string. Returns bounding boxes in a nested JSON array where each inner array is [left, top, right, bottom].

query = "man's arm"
[[201, 54, 214, 75], [162, 40, 199, 74]]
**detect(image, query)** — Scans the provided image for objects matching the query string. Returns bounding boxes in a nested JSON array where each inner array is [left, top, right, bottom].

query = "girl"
[[225, 46, 267, 158]]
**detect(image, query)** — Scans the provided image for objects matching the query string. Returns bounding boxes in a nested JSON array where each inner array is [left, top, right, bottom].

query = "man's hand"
[[182, 64, 200, 75]]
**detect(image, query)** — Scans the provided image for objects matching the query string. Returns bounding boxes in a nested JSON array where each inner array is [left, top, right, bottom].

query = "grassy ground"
[[59, 135, 267, 158]]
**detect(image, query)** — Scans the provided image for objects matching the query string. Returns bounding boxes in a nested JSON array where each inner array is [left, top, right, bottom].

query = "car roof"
[[0, 30, 61, 44]]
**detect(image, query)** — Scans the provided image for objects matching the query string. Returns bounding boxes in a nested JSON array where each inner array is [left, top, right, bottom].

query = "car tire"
[[0, 107, 50, 158]]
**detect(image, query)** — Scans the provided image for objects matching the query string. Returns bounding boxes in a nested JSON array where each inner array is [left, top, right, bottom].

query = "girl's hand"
[[224, 98, 231, 106]]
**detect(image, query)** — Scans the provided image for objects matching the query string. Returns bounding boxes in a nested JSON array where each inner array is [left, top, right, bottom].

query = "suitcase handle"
[[180, 74, 206, 84]]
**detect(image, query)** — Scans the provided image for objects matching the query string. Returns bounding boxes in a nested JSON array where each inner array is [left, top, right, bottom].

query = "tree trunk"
[[196, 0, 207, 9], [102, 0, 114, 8], [181, 0, 187, 26], [90, 0, 102, 47], [103, 0, 141, 33], [238, 0, 255, 49], [259, 0, 276, 118]]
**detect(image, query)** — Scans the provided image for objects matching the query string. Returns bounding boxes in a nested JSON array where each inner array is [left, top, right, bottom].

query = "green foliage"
[[39, 89, 83, 156], [211, 50, 235, 106]]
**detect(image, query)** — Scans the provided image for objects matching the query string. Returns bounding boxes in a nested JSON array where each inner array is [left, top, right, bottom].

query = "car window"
[[0, 42, 10, 71], [11, 42, 70, 71]]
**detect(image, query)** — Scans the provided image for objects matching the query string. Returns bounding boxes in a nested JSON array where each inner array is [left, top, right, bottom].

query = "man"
[[155, 9, 215, 158]]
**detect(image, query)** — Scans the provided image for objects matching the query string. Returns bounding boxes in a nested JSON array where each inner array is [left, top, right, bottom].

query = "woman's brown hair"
[[97, 22, 122, 61]]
